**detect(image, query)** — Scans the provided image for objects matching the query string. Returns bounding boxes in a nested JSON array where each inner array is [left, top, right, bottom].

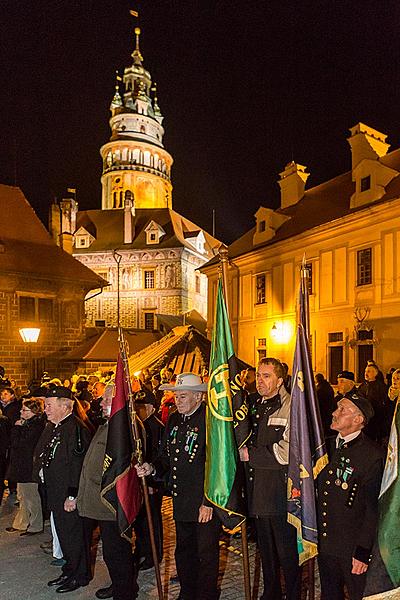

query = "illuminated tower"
[[100, 27, 173, 210]]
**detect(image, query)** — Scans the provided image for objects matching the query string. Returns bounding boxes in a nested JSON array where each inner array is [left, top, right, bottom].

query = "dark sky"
[[2, 1, 400, 244]]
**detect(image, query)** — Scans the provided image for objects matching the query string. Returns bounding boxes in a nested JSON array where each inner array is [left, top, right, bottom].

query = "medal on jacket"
[[336, 457, 353, 488], [184, 427, 198, 453]]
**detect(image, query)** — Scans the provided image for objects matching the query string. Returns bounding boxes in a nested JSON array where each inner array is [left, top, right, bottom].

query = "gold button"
[[328, 470, 333, 475], [174, 458, 178, 462], [325, 480, 330, 485], [176, 448, 180, 453], [323, 522, 327, 527], [323, 502, 327, 506], [322, 512, 326, 516], [322, 533, 327, 537], [324, 491, 328, 496]]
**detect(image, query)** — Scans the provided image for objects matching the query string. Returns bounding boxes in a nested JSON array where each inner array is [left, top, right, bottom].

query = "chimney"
[[48, 199, 61, 245], [123, 193, 135, 244], [347, 123, 389, 169], [278, 161, 309, 209]]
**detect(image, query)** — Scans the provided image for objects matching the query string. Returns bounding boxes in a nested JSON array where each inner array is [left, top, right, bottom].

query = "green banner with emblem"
[[204, 279, 249, 529]]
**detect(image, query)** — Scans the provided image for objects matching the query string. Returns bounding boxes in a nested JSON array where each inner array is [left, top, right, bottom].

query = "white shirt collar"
[[336, 430, 361, 447]]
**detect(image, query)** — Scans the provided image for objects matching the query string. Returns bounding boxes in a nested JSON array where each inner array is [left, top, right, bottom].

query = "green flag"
[[205, 279, 249, 529], [378, 397, 400, 586]]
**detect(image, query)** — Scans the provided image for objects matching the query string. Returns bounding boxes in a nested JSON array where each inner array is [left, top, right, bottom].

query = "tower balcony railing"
[[102, 161, 170, 181]]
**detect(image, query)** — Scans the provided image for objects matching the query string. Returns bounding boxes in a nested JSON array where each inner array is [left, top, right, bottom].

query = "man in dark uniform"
[[317, 390, 385, 600], [40, 387, 92, 593], [359, 363, 391, 444], [241, 357, 300, 600], [136, 373, 220, 600]]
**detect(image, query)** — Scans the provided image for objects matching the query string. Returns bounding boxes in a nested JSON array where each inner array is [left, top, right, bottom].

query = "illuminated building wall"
[[202, 123, 400, 383]]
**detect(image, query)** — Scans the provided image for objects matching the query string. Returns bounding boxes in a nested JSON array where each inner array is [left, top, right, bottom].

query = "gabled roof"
[[73, 207, 219, 258], [65, 328, 161, 362], [0, 185, 106, 288], [203, 147, 400, 265]]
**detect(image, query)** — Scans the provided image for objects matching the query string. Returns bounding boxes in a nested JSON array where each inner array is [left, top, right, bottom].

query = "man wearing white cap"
[[136, 372, 220, 600]]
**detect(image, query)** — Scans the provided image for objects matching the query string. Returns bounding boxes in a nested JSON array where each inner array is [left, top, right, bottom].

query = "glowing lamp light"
[[19, 328, 41, 343], [271, 321, 292, 344]]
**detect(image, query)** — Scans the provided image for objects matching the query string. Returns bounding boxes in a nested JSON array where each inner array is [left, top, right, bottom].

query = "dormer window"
[[144, 220, 166, 245], [259, 220, 266, 232], [77, 236, 89, 248], [74, 226, 95, 249], [360, 175, 371, 192]]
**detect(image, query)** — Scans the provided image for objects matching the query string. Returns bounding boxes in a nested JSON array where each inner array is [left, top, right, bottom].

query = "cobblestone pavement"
[[0, 491, 321, 599]]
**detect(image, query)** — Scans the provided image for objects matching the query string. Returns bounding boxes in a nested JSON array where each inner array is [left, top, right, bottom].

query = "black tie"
[[337, 437, 345, 449]]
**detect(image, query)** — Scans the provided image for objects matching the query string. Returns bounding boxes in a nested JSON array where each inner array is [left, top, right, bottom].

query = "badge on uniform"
[[336, 457, 354, 490]]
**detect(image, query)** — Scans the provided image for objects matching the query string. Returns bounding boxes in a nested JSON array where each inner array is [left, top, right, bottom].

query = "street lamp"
[[19, 328, 41, 384], [19, 328, 41, 343]]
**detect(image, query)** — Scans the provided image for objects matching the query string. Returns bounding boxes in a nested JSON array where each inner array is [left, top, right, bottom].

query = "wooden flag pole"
[[119, 329, 163, 600], [219, 245, 251, 600]]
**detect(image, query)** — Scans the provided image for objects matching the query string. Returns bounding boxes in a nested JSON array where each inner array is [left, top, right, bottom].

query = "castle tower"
[[100, 27, 173, 210]]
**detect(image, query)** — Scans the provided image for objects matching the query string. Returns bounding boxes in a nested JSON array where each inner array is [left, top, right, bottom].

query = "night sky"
[[2, 1, 400, 244]]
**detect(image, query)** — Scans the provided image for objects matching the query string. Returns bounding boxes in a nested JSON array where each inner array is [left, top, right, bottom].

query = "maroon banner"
[[101, 355, 142, 540]]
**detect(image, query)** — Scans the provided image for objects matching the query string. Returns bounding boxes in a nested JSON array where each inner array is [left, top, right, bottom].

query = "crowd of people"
[[0, 356, 397, 600]]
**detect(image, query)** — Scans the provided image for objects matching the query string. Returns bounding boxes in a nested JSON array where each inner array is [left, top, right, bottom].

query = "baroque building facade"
[[49, 26, 219, 330], [202, 123, 400, 383]]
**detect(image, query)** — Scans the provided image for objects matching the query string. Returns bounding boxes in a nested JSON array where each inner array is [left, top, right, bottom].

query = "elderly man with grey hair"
[[136, 372, 220, 600], [40, 386, 92, 594]]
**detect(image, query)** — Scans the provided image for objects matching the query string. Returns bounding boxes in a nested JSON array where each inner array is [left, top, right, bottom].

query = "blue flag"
[[287, 277, 328, 564]]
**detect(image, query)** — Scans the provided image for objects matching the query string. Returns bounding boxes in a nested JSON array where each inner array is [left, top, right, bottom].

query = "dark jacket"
[[0, 415, 10, 457], [316, 379, 336, 437], [41, 413, 91, 510], [317, 433, 385, 563], [247, 388, 291, 516], [2, 399, 22, 426], [7, 414, 46, 482], [358, 380, 391, 442], [154, 403, 206, 521]]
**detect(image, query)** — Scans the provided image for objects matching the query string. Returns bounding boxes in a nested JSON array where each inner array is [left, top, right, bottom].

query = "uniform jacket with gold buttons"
[[247, 387, 291, 516], [154, 403, 206, 522], [317, 432, 385, 563]]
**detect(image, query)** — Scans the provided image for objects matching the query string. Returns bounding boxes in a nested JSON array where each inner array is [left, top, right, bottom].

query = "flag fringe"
[[287, 512, 318, 565]]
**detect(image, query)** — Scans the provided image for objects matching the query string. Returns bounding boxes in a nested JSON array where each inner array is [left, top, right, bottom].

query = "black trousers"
[[175, 516, 221, 600], [53, 506, 91, 585], [133, 490, 163, 563], [319, 553, 367, 600], [99, 520, 139, 600], [255, 515, 301, 600]]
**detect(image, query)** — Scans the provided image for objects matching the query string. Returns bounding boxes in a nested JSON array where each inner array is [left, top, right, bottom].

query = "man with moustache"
[[317, 390, 385, 600]]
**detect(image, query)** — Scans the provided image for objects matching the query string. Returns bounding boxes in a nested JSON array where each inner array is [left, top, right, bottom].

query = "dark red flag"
[[101, 355, 142, 541]]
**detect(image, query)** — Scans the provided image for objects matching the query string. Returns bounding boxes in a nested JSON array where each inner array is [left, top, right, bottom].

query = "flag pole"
[[118, 329, 163, 600], [218, 245, 251, 600], [300, 260, 315, 600]]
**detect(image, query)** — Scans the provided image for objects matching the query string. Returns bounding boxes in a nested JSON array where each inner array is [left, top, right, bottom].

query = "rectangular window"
[[357, 329, 373, 341], [357, 344, 373, 382], [19, 296, 35, 320], [360, 175, 371, 192], [259, 220, 266, 232], [144, 312, 155, 330], [195, 274, 201, 294], [38, 298, 53, 322], [257, 348, 267, 360], [357, 248, 372, 286], [328, 332, 343, 343], [256, 274, 266, 304], [144, 270, 155, 289], [257, 338, 267, 347], [19, 296, 54, 322]]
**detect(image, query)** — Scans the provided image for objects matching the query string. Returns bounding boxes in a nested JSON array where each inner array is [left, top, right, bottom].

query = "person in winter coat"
[[6, 398, 46, 534]]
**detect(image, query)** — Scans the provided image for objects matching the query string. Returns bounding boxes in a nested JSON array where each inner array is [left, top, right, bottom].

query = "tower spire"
[[110, 71, 123, 110], [132, 26, 143, 64]]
